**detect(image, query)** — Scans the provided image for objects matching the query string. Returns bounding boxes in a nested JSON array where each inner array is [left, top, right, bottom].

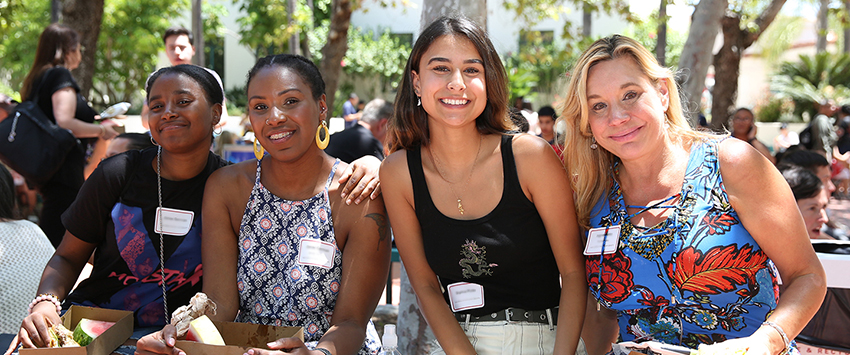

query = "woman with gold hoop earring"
[[138, 54, 390, 355]]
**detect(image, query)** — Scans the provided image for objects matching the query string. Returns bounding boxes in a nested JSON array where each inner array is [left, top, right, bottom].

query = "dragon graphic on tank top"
[[458, 240, 498, 278]]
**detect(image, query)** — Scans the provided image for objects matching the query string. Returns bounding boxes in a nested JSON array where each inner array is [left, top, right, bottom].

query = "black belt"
[[454, 307, 558, 327]]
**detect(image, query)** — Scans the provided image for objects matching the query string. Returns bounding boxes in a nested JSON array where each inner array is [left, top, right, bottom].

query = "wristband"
[[314, 348, 332, 355], [28, 293, 62, 314], [762, 321, 790, 354], [99, 124, 106, 138]]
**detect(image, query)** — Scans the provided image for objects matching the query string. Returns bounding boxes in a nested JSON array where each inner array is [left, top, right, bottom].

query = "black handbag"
[[0, 68, 79, 188]]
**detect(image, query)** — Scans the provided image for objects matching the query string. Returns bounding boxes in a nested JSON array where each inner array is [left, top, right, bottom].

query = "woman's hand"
[[100, 119, 120, 140], [16, 301, 62, 348], [338, 155, 381, 205], [694, 334, 774, 355], [134, 325, 185, 355], [245, 337, 325, 354]]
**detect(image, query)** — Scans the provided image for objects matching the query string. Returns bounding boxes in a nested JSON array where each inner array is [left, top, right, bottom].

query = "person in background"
[[343, 92, 361, 129], [326, 98, 393, 163], [538, 105, 563, 160], [20, 23, 120, 247], [104, 133, 155, 159], [136, 53, 389, 355], [560, 35, 825, 354], [141, 26, 234, 134], [538, 105, 557, 145], [730, 107, 775, 164], [779, 165, 830, 240], [0, 164, 54, 336], [802, 100, 838, 160], [774, 122, 799, 155], [382, 16, 587, 355], [779, 149, 848, 240]]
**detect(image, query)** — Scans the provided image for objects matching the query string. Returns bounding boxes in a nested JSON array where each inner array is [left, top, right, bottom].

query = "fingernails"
[[341, 191, 347, 198], [266, 341, 276, 347], [346, 198, 352, 205], [179, 351, 186, 355], [355, 198, 362, 204], [168, 338, 175, 347]]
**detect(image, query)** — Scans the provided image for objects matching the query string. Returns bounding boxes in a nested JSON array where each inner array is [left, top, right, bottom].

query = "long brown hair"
[[21, 23, 80, 100], [387, 16, 512, 153], [558, 35, 718, 228]]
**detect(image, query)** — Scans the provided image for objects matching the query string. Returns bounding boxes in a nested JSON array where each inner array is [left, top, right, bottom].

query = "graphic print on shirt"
[[458, 239, 498, 279], [585, 140, 781, 349], [102, 203, 203, 326]]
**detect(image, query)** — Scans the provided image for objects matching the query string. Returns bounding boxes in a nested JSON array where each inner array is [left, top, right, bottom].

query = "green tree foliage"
[[91, 0, 190, 109], [624, 13, 687, 68], [235, 0, 312, 57], [0, 0, 228, 111], [308, 24, 411, 114], [503, 0, 636, 52], [503, 34, 575, 105], [771, 52, 850, 120], [0, 0, 49, 99]]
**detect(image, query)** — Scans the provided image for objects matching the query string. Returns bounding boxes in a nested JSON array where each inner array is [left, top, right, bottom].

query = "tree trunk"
[[710, 0, 786, 131], [677, 0, 727, 127], [192, 0, 205, 67], [817, 0, 828, 52], [656, 0, 667, 66], [289, 0, 300, 56], [420, 0, 486, 31], [61, 0, 103, 99], [582, 4, 592, 38], [319, 0, 354, 118], [397, 263, 435, 355], [845, 0, 850, 53]]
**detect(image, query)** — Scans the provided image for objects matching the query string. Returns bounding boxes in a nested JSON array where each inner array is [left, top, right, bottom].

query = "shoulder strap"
[[325, 159, 341, 190]]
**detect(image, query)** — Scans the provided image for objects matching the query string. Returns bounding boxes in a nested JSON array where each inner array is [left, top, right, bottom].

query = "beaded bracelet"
[[28, 293, 62, 314], [762, 321, 790, 354]]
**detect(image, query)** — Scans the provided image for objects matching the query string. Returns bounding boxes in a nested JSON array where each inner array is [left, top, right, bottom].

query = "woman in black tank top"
[[380, 16, 587, 355]]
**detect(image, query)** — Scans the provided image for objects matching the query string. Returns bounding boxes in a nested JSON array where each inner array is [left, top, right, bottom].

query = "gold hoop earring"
[[253, 138, 265, 160], [316, 121, 330, 150]]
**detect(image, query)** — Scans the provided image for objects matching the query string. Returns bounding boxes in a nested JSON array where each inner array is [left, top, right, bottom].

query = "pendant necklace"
[[428, 135, 482, 215], [156, 146, 169, 323]]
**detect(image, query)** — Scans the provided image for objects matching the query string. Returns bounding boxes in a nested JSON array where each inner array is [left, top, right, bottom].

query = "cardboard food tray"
[[20, 305, 133, 355], [175, 320, 303, 355]]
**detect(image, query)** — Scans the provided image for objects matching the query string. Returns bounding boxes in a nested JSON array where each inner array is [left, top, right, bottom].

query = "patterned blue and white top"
[[235, 158, 381, 354]]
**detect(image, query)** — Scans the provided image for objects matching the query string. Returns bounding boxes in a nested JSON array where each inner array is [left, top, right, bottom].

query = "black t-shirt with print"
[[61, 147, 228, 326]]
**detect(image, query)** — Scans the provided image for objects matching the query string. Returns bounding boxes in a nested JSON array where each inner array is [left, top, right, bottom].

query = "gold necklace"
[[427, 135, 483, 215]]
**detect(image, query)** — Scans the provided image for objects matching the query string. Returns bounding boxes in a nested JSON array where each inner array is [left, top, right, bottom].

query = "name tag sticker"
[[154, 207, 194, 236], [584, 225, 621, 256], [447, 282, 485, 312], [298, 239, 336, 269]]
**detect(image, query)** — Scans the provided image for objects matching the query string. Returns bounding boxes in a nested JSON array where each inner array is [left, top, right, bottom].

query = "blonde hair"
[[558, 35, 718, 228]]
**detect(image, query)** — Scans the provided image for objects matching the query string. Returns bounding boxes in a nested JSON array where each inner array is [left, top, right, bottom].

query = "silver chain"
[[156, 145, 169, 323]]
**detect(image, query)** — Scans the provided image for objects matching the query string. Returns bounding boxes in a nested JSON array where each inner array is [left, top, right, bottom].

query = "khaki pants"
[[429, 320, 587, 355]]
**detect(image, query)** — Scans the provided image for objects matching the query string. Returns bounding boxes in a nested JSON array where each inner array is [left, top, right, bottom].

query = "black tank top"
[[408, 134, 561, 316]]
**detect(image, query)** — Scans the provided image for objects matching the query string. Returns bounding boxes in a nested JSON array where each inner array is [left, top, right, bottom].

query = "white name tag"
[[584, 225, 621, 256], [447, 282, 485, 312], [154, 207, 194, 236], [298, 239, 336, 269]]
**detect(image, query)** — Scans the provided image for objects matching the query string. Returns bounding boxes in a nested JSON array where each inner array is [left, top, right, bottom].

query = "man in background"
[[325, 98, 392, 163], [342, 93, 360, 129]]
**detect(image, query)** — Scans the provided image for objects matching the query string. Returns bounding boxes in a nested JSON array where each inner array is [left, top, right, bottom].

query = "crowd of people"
[[0, 14, 840, 355]]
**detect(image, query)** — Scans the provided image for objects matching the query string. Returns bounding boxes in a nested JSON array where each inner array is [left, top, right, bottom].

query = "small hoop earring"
[[316, 121, 330, 150], [213, 124, 222, 136], [590, 136, 598, 150], [150, 135, 159, 146], [253, 138, 265, 160]]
